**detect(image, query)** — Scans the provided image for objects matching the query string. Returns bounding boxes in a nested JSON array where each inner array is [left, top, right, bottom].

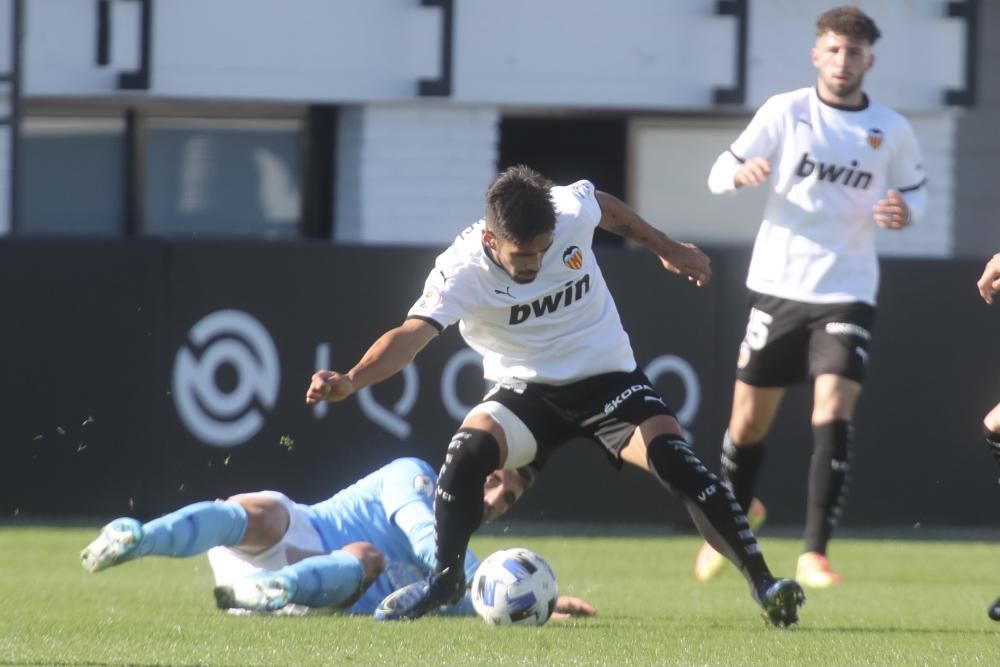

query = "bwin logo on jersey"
[[796, 152, 873, 190], [508, 274, 591, 325], [562, 245, 584, 270]]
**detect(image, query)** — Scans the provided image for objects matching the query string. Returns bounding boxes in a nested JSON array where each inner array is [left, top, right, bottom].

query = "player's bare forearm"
[[306, 319, 436, 404], [347, 319, 437, 391], [595, 191, 711, 286]]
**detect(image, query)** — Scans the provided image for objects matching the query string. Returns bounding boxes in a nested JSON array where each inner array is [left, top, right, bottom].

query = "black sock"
[[647, 434, 772, 592], [721, 430, 765, 513], [433, 429, 500, 586], [804, 420, 852, 555], [984, 424, 1000, 467]]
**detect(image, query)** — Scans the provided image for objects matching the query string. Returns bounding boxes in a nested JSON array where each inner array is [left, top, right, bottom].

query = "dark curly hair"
[[484, 165, 556, 244], [816, 5, 881, 45]]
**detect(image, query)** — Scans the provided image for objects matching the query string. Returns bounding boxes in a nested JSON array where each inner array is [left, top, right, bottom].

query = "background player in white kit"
[[696, 6, 927, 588], [307, 165, 806, 627]]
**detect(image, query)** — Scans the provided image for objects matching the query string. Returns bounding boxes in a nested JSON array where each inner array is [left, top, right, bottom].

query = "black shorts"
[[483, 369, 676, 468], [735, 292, 876, 387]]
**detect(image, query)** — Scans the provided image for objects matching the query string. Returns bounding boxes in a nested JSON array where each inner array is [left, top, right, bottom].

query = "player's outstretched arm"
[[595, 190, 711, 287], [551, 595, 597, 620], [305, 318, 438, 404], [977, 253, 1000, 305]]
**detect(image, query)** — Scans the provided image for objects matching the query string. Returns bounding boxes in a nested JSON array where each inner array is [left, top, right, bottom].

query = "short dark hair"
[[484, 165, 556, 244], [816, 5, 881, 45]]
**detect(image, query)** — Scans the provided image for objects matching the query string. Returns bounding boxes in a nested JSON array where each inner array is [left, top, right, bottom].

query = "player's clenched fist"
[[734, 157, 772, 189], [306, 370, 354, 404], [873, 190, 911, 230]]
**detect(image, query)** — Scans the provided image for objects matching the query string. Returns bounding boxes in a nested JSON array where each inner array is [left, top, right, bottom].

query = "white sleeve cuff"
[[708, 151, 741, 195]]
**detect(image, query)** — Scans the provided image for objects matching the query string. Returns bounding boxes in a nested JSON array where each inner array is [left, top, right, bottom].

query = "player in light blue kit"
[[80, 457, 595, 618]]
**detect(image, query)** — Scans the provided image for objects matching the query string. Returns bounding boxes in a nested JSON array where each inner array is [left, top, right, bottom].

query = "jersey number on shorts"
[[744, 308, 773, 350]]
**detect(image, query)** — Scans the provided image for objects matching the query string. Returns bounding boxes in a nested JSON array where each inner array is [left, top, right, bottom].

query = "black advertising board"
[[1, 240, 998, 528]]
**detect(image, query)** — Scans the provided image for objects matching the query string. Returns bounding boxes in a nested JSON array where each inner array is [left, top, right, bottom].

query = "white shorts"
[[207, 490, 325, 588]]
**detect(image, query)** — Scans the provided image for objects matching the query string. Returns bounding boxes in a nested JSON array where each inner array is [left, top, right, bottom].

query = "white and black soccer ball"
[[470, 547, 558, 626]]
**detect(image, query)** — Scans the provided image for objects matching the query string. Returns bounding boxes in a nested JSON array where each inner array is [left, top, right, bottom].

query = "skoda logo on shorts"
[[172, 309, 280, 448]]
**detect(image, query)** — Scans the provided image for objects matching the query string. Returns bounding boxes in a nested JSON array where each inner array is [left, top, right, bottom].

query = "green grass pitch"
[[1, 526, 997, 666]]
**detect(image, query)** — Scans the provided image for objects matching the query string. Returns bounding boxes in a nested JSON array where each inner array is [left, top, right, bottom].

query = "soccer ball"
[[470, 547, 558, 626]]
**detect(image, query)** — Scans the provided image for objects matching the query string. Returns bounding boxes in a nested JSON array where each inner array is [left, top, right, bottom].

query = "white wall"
[[630, 117, 765, 247], [334, 103, 498, 245], [874, 112, 957, 258], [21, 0, 964, 112]]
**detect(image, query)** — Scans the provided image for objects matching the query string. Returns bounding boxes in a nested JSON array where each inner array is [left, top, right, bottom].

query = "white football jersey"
[[407, 180, 636, 385], [712, 87, 926, 305]]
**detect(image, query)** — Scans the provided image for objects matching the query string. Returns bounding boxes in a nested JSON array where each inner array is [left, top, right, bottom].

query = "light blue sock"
[[136, 501, 248, 558], [283, 551, 364, 608]]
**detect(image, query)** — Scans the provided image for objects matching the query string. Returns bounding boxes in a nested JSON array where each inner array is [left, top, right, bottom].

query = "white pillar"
[[335, 103, 499, 246]]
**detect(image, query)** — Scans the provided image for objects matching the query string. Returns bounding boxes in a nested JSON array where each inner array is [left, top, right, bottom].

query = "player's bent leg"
[[214, 570, 296, 613], [378, 426, 503, 621], [228, 493, 291, 553], [693, 384, 782, 582], [344, 542, 385, 590], [801, 375, 859, 586], [215, 547, 373, 613], [632, 428, 804, 626], [728, 381, 785, 447], [800, 419, 851, 583], [81, 500, 249, 573]]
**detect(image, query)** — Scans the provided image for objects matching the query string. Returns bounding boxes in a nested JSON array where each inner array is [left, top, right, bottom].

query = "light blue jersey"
[[300, 457, 480, 614]]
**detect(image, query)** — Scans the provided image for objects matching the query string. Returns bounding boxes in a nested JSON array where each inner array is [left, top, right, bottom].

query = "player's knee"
[[230, 495, 289, 549], [812, 379, 861, 423], [728, 416, 769, 445], [341, 542, 384, 588]]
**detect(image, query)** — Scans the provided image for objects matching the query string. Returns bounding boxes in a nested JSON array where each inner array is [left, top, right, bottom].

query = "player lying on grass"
[[976, 253, 1000, 622], [80, 456, 596, 619]]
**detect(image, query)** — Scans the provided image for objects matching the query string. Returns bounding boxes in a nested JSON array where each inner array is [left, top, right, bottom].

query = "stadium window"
[[142, 117, 302, 238], [18, 116, 126, 236]]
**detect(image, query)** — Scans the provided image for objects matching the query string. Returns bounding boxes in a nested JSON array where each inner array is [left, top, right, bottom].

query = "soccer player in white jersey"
[[306, 165, 806, 627], [696, 6, 927, 588], [80, 457, 596, 618], [976, 253, 1000, 621]]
